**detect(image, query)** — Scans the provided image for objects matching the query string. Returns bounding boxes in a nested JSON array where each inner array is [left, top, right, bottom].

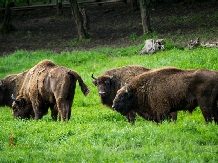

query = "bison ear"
[[92, 80, 98, 86]]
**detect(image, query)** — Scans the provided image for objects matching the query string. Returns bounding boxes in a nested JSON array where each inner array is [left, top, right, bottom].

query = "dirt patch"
[[0, 1, 217, 55]]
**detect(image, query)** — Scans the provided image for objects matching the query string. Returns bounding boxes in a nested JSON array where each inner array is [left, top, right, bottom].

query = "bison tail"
[[69, 70, 90, 96]]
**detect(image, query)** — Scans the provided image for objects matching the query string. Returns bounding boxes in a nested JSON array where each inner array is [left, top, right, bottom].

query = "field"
[[1, 0, 218, 162], [0, 46, 218, 162]]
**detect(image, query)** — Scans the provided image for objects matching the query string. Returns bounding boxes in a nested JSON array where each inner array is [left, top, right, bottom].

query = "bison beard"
[[112, 67, 218, 124], [11, 60, 89, 121]]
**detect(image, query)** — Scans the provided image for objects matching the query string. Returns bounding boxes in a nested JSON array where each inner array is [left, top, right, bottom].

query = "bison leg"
[[33, 108, 43, 120], [197, 93, 218, 123], [200, 106, 213, 123], [126, 111, 136, 125], [156, 113, 164, 123], [212, 105, 218, 124], [156, 109, 172, 123], [198, 97, 215, 123], [167, 112, 178, 121], [31, 102, 44, 120], [213, 111, 218, 124], [50, 104, 58, 121], [57, 99, 72, 121]]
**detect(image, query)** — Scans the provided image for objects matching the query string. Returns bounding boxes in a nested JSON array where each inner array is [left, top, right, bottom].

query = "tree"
[[139, 0, 152, 33], [69, 0, 90, 40], [1, 0, 14, 33], [57, 0, 63, 15], [132, 0, 139, 11]]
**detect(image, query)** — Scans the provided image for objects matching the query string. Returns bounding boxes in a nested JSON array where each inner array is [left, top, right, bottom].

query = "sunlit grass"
[[0, 45, 218, 162]]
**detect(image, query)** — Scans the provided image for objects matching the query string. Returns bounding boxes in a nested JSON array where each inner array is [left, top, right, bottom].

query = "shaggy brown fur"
[[0, 70, 60, 120], [0, 70, 29, 107], [92, 65, 151, 124], [12, 60, 89, 121], [112, 67, 218, 124]]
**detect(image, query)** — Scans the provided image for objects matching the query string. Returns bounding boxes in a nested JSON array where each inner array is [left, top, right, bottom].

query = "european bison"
[[0, 70, 29, 108], [92, 65, 150, 124], [112, 67, 218, 124], [0, 70, 59, 120], [12, 60, 89, 121]]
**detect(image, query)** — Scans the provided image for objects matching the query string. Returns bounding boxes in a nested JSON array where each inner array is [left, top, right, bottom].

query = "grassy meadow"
[[0, 44, 218, 162]]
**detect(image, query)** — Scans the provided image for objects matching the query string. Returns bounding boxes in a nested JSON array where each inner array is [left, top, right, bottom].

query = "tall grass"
[[0, 45, 218, 162]]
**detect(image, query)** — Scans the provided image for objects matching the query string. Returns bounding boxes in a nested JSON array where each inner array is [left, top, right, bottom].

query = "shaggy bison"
[[92, 65, 150, 124], [112, 67, 218, 124], [0, 70, 29, 108], [0, 70, 59, 120], [12, 60, 89, 121]]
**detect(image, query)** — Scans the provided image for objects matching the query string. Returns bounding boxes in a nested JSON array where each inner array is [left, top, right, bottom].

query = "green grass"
[[0, 45, 218, 162]]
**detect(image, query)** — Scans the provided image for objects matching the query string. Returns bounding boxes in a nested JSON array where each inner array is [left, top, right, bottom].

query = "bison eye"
[[13, 108, 18, 113], [105, 80, 111, 85]]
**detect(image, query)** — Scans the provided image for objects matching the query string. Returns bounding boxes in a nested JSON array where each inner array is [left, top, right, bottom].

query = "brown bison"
[[112, 67, 218, 124], [0, 70, 59, 120], [0, 70, 29, 108], [12, 60, 89, 121], [92, 65, 151, 124]]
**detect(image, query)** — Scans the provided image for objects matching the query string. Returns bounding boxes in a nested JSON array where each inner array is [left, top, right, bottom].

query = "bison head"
[[112, 84, 134, 116], [11, 95, 34, 119], [92, 74, 116, 107]]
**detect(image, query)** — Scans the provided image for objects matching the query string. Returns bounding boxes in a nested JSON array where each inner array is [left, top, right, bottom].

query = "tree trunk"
[[69, 0, 89, 40], [132, 0, 139, 11], [4, 4, 11, 26], [139, 0, 151, 33], [2, 3, 12, 33], [78, 6, 90, 33], [26, 0, 30, 6], [56, 0, 63, 15]]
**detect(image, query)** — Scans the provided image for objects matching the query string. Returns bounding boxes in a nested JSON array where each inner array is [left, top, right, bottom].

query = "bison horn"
[[11, 94, 16, 101], [125, 83, 130, 93], [13, 97, 25, 107], [121, 82, 123, 87], [11, 94, 23, 106], [91, 73, 97, 80], [0, 80, 2, 86]]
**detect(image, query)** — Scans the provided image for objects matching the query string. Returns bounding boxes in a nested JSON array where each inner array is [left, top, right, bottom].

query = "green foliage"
[[0, 45, 218, 162], [16, 0, 28, 3], [129, 33, 137, 42], [214, 12, 218, 19], [2, 0, 12, 5]]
